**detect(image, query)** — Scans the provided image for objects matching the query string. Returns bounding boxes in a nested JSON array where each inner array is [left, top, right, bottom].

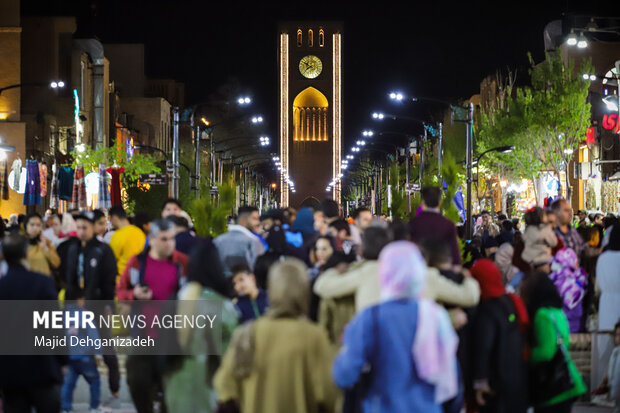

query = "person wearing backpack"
[[116, 218, 189, 413]]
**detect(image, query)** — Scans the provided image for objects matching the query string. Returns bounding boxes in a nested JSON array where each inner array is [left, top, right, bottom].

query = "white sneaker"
[[102, 395, 121, 409]]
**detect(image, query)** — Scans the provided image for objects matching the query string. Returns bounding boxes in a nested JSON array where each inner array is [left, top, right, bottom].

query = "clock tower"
[[279, 22, 342, 207]]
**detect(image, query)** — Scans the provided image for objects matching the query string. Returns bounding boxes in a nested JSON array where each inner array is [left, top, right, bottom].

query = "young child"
[[61, 288, 102, 413], [231, 264, 268, 324], [521, 206, 558, 272]]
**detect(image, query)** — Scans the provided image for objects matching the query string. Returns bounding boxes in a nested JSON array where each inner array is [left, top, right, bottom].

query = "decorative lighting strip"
[[280, 33, 289, 207], [332, 33, 342, 201]]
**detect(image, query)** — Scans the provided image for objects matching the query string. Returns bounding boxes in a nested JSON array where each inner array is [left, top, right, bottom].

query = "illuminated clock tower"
[[279, 22, 342, 207]]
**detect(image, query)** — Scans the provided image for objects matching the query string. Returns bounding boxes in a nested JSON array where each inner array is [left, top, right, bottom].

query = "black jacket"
[[471, 295, 528, 413], [0, 264, 65, 388], [57, 237, 117, 300]]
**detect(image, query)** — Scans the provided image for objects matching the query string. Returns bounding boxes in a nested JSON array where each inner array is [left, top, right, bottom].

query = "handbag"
[[528, 312, 574, 406], [342, 305, 379, 413]]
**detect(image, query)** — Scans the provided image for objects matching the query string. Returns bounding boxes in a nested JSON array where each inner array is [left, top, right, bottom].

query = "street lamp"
[[362, 129, 374, 137], [577, 33, 588, 48], [0, 79, 66, 96], [251, 116, 264, 124], [372, 112, 385, 120], [237, 96, 252, 105]]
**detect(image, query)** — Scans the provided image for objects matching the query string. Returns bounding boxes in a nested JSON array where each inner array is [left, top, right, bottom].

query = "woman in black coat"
[[469, 259, 530, 413]]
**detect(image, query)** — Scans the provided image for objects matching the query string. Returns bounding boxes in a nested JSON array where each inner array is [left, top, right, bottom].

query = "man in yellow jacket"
[[109, 205, 146, 278]]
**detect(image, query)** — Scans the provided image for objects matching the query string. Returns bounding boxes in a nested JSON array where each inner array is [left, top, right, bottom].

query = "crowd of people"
[[0, 187, 618, 413]]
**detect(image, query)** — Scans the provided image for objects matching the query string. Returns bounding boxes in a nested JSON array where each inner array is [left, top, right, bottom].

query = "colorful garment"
[[39, 163, 48, 197], [549, 248, 588, 333], [23, 160, 41, 206], [49, 164, 59, 209], [378, 241, 459, 403], [57, 166, 74, 201], [11, 158, 21, 190], [71, 165, 87, 210], [97, 164, 111, 209], [106, 167, 124, 207]]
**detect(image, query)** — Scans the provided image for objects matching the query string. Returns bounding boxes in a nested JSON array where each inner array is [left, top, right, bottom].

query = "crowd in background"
[[0, 187, 619, 413]]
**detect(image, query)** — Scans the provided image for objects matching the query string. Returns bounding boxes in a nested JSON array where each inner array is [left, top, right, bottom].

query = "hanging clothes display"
[[71, 165, 87, 210], [39, 163, 48, 198], [11, 158, 22, 190], [0, 158, 9, 200], [23, 159, 41, 206], [106, 166, 125, 207], [57, 166, 74, 201], [49, 163, 59, 209], [98, 164, 111, 209]]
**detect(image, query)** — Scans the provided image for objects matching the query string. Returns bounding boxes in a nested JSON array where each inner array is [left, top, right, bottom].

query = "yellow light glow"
[[280, 33, 289, 206], [500, 180, 508, 188], [332, 32, 342, 201], [0, 114, 7, 120], [201, 117, 210, 126]]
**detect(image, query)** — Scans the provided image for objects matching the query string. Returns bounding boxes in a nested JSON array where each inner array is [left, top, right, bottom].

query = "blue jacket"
[[333, 300, 440, 413]]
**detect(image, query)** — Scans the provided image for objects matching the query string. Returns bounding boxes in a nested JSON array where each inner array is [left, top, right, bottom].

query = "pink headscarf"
[[378, 241, 459, 403]]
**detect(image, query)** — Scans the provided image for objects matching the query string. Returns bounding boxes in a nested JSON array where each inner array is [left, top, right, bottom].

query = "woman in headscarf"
[[469, 259, 529, 413], [214, 258, 336, 413], [548, 248, 588, 333], [520, 271, 586, 413], [164, 238, 238, 413], [23, 212, 61, 276], [595, 225, 620, 394], [332, 241, 458, 412]]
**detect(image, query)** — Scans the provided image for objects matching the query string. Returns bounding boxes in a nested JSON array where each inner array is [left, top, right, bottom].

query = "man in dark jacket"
[[408, 186, 462, 266], [56, 210, 121, 405], [0, 233, 65, 412], [57, 210, 117, 300]]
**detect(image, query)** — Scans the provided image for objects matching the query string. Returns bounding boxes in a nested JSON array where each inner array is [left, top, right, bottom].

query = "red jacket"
[[116, 249, 189, 300]]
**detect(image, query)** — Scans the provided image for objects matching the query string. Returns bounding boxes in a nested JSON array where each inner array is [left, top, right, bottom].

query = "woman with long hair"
[[164, 239, 238, 413], [520, 271, 586, 413]]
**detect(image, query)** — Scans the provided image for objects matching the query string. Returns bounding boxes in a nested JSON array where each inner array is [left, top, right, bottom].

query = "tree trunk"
[[565, 169, 572, 203], [531, 176, 539, 206]]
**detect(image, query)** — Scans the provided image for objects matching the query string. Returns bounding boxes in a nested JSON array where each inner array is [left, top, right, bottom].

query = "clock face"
[[299, 55, 323, 79]]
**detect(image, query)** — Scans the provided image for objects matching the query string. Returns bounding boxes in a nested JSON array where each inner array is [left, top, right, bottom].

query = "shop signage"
[[405, 183, 421, 193], [602, 114, 620, 133], [586, 126, 595, 145], [139, 174, 168, 185]]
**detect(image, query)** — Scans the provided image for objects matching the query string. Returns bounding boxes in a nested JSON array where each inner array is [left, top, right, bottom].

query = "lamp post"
[[472, 145, 514, 213], [388, 92, 474, 237]]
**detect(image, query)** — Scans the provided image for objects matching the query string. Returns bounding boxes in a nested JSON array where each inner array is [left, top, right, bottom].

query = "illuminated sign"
[[586, 126, 595, 145], [602, 114, 620, 133], [73, 89, 83, 142]]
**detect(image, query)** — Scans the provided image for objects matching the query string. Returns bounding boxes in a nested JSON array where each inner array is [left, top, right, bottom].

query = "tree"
[[477, 51, 592, 203], [72, 141, 161, 213]]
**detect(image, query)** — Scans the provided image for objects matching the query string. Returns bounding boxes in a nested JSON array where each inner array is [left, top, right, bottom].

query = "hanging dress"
[[98, 164, 111, 209], [23, 159, 42, 206], [106, 166, 125, 207], [49, 164, 59, 209], [57, 166, 74, 201], [71, 165, 87, 210], [11, 158, 22, 190], [39, 163, 48, 198]]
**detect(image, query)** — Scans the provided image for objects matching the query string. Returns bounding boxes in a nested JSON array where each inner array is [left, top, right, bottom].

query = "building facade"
[[279, 22, 342, 207]]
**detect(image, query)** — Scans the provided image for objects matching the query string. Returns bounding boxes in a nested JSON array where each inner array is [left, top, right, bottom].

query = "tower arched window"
[[308, 29, 314, 47], [319, 29, 325, 47], [297, 29, 302, 47]]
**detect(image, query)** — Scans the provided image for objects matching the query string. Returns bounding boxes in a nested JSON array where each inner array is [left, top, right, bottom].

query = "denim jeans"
[[61, 357, 101, 410]]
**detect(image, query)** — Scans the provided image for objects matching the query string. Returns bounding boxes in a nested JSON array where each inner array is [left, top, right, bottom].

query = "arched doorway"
[[293, 87, 329, 142]]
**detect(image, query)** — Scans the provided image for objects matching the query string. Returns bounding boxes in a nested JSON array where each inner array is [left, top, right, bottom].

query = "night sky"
[[22, 0, 620, 149]]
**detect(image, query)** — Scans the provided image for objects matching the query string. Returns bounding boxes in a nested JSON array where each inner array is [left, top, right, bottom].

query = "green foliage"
[[388, 162, 408, 221], [477, 50, 593, 202], [440, 153, 462, 224], [190, 177, 236, 238]]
